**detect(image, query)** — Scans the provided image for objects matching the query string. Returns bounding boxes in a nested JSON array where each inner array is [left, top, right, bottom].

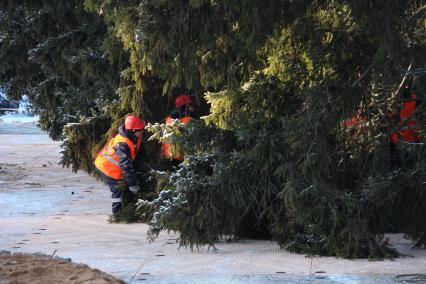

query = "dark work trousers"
[[97, 170, 122, 214]]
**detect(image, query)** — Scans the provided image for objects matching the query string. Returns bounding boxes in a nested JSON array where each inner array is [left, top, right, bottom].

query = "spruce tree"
[[134, 0, 425, 257], [0, 0, 170, 215], [1, 0, 139, 174], [1, 0, 425, 256]]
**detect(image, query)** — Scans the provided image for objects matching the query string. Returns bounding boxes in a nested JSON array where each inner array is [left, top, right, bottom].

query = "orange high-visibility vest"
[[161, 115, 192, 161], [95, 134, 141, 179], [391, 93, 420, 143]]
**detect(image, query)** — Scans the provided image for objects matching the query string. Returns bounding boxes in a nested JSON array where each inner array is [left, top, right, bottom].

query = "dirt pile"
[[0, 252, 125, 284]]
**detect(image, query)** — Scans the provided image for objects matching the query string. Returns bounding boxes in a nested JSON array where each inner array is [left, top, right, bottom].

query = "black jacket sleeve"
[[114, 142, 138, 186]]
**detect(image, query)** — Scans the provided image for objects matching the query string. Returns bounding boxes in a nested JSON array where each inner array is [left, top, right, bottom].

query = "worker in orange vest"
[[161, 94, 194, 164], [390, 92, 420, 144], [95, 114, 145, 214], [389, 80, 422, 167]]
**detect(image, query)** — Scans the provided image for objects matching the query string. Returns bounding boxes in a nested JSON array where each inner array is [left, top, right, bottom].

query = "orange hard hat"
[[124, 115, 145, 130], [175, 94, 192, 108]]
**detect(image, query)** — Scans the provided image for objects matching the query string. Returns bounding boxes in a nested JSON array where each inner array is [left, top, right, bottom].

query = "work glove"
[[128, 185, 141, 194]]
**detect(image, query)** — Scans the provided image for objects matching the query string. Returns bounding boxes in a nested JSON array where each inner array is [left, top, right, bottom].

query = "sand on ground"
[[0, 252, 125, 284]]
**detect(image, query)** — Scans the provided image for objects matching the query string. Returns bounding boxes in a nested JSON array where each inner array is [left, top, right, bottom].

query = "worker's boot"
[[112, 202, 122, 214]]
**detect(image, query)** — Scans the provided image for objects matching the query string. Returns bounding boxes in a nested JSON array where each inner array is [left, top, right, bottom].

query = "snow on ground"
[[0, 112, 43, 135], [0, 112, 39, 124]]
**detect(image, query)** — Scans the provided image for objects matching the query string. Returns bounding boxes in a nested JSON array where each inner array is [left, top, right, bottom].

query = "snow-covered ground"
[[0, 112, 39, 124], [0, 112, 42, 135], [0, 92, 40, 134]]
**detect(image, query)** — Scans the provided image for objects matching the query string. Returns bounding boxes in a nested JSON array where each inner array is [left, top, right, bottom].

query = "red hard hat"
[[124, 115, 145, 130], [175, 94, 192, 108]]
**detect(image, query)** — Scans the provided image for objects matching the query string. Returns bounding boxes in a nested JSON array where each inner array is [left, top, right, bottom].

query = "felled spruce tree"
[[136, 1, 426, 258]]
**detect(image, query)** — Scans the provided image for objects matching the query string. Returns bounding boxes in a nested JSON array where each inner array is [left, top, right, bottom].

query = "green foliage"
[[146, 70, 400, 257], [61, 115, 111, 173], [0, 0, 126, 140], [147, 154, 266, 249], [84, 0, 296, 94], [274, 184, 398, 259], [374, 143, 426, 248], [2, 0, 426, 258], [126, 0, 426, 257]]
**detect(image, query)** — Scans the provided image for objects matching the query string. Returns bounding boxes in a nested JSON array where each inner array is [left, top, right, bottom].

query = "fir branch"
[[407, 4, 426, 27], [350, 60, 378, 88]]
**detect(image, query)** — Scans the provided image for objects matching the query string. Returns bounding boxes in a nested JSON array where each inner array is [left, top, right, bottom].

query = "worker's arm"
[[114, 142, 139, 187]]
